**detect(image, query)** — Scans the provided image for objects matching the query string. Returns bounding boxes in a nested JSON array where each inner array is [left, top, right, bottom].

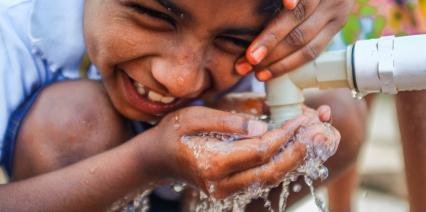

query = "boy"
[[0, 0, 362, 211]]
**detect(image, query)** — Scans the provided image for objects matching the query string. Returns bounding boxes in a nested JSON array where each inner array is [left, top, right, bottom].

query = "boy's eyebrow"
[[154, 0, 191, 19], [222, 27, 263, 36]]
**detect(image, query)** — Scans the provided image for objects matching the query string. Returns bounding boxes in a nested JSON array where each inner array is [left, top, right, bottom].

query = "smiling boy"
[[0, 0, 364, 211]]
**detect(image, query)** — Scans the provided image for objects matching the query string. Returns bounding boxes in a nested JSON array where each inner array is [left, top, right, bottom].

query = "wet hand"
[[211, 105, 339, 198], [152, 106, 310, 198], [235, 0, 355, 81]]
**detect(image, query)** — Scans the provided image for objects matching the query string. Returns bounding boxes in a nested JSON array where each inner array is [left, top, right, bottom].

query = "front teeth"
[[134, 81, 176, 104], [161, 96, 175, 104], [148, 91, 163, 102], [148, 91, 176, 104], [134, 82, 146, 96]]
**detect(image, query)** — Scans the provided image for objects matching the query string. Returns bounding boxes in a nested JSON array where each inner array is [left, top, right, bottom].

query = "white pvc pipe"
[[354, 34, 426, 94], [266, 34, 426, 123]]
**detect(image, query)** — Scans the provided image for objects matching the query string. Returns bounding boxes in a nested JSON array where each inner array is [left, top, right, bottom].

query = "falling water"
[[185, 121, 340, 212], [115, 117, 339, 212]]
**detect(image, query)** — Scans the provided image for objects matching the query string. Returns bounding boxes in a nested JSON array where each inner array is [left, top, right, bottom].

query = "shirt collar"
[[30, 0, 86, 73]]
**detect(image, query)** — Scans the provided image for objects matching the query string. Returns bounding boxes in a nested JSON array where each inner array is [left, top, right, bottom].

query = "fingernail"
[[250, 46, 268, 65], [313, 134, 326, 144], [256, 69, 273, 81], [247, 120, 268, 137], [235, 61, 253, 76], [285, 0, 298, 10], [318, 106, 331, 122]]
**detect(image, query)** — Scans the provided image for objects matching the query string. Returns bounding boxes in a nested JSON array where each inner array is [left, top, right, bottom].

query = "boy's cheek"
[[205, 54, 253, 99]]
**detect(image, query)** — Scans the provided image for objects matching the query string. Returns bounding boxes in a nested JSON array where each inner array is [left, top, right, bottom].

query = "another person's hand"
[[235, 0, 354, 81], [150, 106, 337, 199]]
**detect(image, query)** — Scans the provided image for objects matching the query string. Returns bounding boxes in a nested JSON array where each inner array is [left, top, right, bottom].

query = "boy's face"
[[84, 0, 274, 122]]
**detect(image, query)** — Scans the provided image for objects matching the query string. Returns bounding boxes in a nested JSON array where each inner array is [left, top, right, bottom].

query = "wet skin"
[[84, 0, 273, 121], [2, 0, 343, 211]]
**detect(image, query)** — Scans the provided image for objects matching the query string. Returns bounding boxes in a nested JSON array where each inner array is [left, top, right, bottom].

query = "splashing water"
[[277, 122, 339, 212], [113, 118, 339, 212], [193, 183, 272, 212], [184, 121, 339, 212], [108, 189, 152, 212]]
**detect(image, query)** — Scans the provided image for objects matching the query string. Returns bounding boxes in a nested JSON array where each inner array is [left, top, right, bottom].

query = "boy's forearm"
[[0, 132, 162, 211]]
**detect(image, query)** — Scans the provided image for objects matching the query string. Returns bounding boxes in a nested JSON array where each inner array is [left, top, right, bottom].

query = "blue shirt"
[[0, 0, 94, 163]]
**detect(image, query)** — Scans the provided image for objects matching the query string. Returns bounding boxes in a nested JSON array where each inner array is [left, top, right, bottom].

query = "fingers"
[[294, 123, 341, 158], [317, 105, 331, 122], [174, 107, 268, 137], [255, 4, 333, 70], [244, 0, 321, 65], [236, 0, 354, 81], [263, 19, 343, 80], [209, 122, 341, 199], [212, 143, 306, 199], [202, 115, 310, 180]]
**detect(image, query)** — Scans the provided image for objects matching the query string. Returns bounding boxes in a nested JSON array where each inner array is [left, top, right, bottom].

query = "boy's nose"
[[151, 52, 209, 98]]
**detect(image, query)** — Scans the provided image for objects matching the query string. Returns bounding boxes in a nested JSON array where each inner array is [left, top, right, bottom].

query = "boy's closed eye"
[[125, 1, 177, 31], [215, 36, 251, 54], [123, 0, 254, 54]]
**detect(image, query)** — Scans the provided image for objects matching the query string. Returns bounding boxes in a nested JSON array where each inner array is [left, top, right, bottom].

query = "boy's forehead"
[[151, 0, 275, 17]]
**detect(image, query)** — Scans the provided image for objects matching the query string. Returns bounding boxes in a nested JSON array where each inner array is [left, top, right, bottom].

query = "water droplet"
[[173, 182, 187, 193], [351, 89, 366, 100], [89, 167, 97, 175], [259, 115, 269, 121], [174, 116, 180, 129], [292, 183, 302, 193]]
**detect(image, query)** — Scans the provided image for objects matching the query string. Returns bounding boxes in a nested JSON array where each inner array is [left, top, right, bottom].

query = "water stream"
[[113, 118, 339, 212]]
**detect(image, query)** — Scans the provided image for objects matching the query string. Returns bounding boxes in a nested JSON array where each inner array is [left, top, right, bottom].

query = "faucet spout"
[[266, 49, 351, 123]]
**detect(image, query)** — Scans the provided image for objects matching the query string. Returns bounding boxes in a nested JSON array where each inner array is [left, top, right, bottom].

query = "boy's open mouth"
[[119, 69, 185, 116]]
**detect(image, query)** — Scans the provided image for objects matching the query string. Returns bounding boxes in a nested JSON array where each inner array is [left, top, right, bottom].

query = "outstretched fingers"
[[202, 115, 309, 180], [211, 143, 306, 199]]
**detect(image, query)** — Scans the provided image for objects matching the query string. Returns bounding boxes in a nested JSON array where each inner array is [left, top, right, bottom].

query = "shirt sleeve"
[[0, 4, 48, 163]]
